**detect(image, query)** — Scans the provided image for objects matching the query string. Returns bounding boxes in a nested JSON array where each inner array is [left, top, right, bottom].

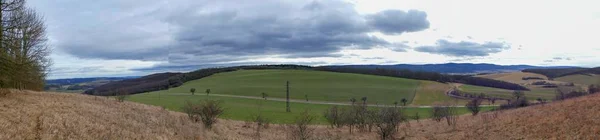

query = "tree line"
[[85, 65, 312, 95], [0, 0, 50, 91], [86, 64, 529, 96], [316, 66, 529, 90]]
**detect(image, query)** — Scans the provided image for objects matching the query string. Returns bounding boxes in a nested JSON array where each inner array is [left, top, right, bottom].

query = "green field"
[[163, 70, 421, 105], [128, 91, 495, 124], [460, 84, 556, 100], [412, 81, 467, 105], [555, 74, 600, 86]]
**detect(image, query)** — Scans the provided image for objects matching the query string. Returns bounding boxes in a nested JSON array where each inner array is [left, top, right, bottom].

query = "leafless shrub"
[[288, 111, 314, 140], [324, 106, 343, 128], [466, 98, 482, 115], [181, 100, 224, 129], [115, 89, 128, 102], [414, 112, 420, 123], [372, 107, 405, 140], [339, 106, 357, 133], [431, 105, 445, 122], [252, 114, 271, 139], [182, 101, 201, 122], [431, 104, 457, 126], [198, 100, 224, 129]]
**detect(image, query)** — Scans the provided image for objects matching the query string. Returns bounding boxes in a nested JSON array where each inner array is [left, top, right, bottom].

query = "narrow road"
[[168, 93, 498, 108]]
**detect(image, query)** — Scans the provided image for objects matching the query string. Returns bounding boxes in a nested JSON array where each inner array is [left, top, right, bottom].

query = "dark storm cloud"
[[415, 39, 510, 57], [31, 0, 429, 65], [366, 10, 430, 35], [29, 0, 172, 61]]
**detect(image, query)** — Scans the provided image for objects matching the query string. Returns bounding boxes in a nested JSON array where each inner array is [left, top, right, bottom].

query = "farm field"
[[475, 72, 548, 85], [459, 84, 556, 100], [412, 81, 468, 105], [161, 70, 421, 105], [128, 91, 495, 124], [555, 74, 600, 86]]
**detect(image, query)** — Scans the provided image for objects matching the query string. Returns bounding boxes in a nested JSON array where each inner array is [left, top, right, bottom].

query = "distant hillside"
[[338, 63, 577, 74], [523, 67, 599, 79], [85, 65, 311, 96], [84, 72, 182, 95], [46, 77, 139, 85], [45, 76, 139, 92], [86, 64, 530, 96]]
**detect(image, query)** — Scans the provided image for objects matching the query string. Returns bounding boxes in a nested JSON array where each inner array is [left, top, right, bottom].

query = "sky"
[[27, 0, 600, 79]]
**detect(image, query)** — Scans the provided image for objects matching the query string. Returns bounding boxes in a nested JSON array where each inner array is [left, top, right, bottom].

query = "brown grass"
[[1, 89, 598, 140], [475, 72, 548, 85]]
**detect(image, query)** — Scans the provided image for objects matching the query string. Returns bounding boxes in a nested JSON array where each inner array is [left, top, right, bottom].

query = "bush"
[[198, 100, 224, 129], [182, 101, 201, 122], [431, 106, 445, 122], [288, 111, 314, 140], [372, 107, 404, 140], [115, 89, 128, 102], [182, 100, 224, 129], [324, 106, 343, 128], [498, 97, 530, 110], [339, 106, 358, 134], [466, 99, 482, 116], [431, 105, 457, 126], [252, 114, 270, 139]]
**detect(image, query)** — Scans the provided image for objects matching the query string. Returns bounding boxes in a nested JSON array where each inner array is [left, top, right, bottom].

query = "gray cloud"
[[366, 10, 430, 35], [415, 39, 510, 57], [32, 0, 429, 66]]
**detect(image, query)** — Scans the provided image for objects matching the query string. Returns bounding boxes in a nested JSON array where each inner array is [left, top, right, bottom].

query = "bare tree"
[[350, 98, 356, 105], [466, 98, 481, 116], [372, 107, 404, 140], [288, 111, 314, 140], [361, 97, 367, 105], [0, 1, 50, 91]]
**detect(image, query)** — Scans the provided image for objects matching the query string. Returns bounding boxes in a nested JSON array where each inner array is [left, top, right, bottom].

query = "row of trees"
[[0, 0, 50, 91], [317, 66, 529, 90]]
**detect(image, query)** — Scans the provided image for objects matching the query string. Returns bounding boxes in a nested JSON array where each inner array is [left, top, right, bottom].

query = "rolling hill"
[[522, 67, 599, 79], [154, 69, 421, 104], [88, 64, 531, 96], [475, 72, 548, 85], [555, 74, 600, 86]]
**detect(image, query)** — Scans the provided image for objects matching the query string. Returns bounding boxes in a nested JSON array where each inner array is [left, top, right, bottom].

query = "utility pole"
[[286, 81, 291, 112]]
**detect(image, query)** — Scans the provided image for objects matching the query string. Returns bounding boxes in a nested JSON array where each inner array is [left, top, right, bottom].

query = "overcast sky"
[[27, 0, 600, 79]]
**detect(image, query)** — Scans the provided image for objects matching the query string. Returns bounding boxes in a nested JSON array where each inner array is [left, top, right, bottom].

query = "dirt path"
[[168, 93, 498, 108]]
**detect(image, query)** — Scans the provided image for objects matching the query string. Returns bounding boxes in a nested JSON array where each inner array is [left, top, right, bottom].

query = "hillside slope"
[[406, 93, 600, 139], [0, 90, 203, 139]]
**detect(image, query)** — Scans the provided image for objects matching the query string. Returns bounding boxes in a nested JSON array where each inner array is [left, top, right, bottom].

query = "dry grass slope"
[[0, 90, 203, 139], [1, 90, 598, 140]]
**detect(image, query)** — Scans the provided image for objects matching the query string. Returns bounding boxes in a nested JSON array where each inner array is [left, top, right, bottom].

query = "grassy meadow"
[[161, 70, 421, 105], [128, 91, 494, 124], [459, 84, 557, 100]]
